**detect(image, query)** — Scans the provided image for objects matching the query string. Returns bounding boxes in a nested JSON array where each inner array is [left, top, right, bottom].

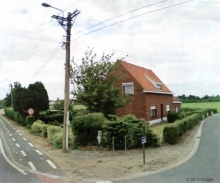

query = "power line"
[[0, 31, 60, 44], [72, 0, 196, 41], [30, 43, 62, 80], [74, 0, 169, 35]]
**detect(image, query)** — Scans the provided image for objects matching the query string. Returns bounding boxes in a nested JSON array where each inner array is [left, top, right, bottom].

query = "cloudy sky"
[[0, 0, 219, 100]]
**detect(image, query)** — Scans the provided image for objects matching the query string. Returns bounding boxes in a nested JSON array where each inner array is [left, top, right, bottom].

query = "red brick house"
[[116, 60, 181, 124]]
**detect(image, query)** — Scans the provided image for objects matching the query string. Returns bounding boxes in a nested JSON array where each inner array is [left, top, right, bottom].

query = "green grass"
[[182, 102, 220, 113], [73, 105, 87, 110]]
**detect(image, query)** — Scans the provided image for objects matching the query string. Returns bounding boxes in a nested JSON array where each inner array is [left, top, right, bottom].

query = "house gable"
[[117, 60, 172, 95]]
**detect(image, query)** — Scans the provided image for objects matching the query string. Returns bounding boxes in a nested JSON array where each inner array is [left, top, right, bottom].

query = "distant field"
[[182, 102, 220, 113]]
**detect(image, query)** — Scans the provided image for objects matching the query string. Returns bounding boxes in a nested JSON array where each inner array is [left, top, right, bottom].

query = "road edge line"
[[0, 138, 27, 175]]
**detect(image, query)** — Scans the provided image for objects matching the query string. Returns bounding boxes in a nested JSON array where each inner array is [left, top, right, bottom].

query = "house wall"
[[172, 103, 182, 113], [145, 93, 173, 121], [116, 69, 146, 119]]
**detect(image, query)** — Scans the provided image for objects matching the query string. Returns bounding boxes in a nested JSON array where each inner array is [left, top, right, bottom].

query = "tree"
[[13, 81, 49, 116], [70, 49, 129, 116], [13, 85, 29, 114], [27, 82, 49, 115]]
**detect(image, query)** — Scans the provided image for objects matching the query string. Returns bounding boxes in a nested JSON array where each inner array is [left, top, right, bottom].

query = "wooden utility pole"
[[51, 10, 80, 153]]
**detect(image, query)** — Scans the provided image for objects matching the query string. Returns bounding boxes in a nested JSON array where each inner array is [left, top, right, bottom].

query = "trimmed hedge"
[[71, 113, 106, 146], [47, 125, 63, 144], [31, 120, 44, 134], [52, 131, 74, 149], [163, 112, 204, 144]]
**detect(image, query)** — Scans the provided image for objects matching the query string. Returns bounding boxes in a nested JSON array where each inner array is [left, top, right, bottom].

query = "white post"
[[66, 111, 70, 150]]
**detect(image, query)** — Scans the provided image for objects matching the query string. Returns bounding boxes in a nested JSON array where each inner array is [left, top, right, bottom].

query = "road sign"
[[142, 136, 147, 144], [27, 108, 34, 117]]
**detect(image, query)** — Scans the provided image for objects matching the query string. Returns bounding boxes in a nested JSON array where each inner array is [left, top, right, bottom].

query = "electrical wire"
[[30, 43, 62, 80], [74, 0, 169, 36], [72, 0, 196, 41], [0, 31, 60, 44]]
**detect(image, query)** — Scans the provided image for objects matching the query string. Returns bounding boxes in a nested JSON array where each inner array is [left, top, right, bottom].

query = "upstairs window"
[[156, 83, 162, 90], [122, 82, 134, 95]]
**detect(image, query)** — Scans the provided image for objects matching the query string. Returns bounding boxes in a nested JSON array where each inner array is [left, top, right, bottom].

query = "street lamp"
[[41, 3, 64, 17], [42, 3, 80, 153]]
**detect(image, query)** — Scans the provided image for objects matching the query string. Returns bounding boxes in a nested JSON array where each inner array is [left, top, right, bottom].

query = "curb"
[[109, 114, 217, 182]]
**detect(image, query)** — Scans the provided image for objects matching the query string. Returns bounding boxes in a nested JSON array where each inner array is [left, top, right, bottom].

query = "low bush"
[[26, 116, 35, 129], [163, 126, 179, 144], [47, 125, 63, 144], [167, 113, 180, 123], [31, 120, 44, 134], [102, 115, 156, 149], [38, 113, 64, 124], [71, 113, 105, 146], [52, 131, 74, 149], [41, 124, 50, 138]]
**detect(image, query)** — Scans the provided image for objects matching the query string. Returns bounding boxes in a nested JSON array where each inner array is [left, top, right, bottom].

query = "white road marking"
[[23, 137, 27, 141], [9, 134, 12, 136], [46, 160, 57, 169], [28, 142, 33, 147], [36, 150, 43, 155], [16, 143, 20, 148], [20, 151, 27, 156], [28, 162, 37, 171], [12, 138, 16, 142], [0, 139, 27, 175], [18, 133, 22, 136]]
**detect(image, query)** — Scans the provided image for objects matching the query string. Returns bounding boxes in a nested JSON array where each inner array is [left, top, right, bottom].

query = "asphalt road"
[[115, 114, 220, 183], [0, 114, 67, 183]]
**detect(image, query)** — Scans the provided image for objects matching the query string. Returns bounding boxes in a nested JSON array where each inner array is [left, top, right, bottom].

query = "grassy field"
[[181, 102, 220, 113]]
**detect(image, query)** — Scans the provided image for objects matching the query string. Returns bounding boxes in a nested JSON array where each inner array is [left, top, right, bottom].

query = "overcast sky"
[[0, 0, 219, 100]]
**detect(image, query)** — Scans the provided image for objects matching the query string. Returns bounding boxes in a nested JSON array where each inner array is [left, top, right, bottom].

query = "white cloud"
[[0, 0, 220, 100]]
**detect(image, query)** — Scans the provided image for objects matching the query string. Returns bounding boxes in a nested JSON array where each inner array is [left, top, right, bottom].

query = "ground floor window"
[[151, 106, 157, 117], [166, 104, 170, 114]]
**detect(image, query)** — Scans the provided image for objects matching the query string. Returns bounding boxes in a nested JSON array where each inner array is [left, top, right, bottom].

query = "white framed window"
[[122, 82, 134, 95], [166, 105, 170, 113], [151, 106, 157, 117]]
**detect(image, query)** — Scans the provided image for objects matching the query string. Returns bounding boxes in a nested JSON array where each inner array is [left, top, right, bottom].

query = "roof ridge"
[[118, 60, 151, 72]]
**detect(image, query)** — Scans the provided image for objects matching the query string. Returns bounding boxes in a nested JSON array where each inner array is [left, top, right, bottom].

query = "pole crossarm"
[[51, 10, 80, 32]]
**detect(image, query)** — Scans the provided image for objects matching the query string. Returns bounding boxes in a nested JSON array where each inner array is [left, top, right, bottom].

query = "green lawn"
[[181, 102, 220, 113], [73, 105, 87, 110]]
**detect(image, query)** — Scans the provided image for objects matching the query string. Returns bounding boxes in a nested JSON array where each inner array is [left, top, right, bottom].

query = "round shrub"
[[41, 124, 50, 138], [51, 131, 75, 149], [31, 120, 44, 134], [47, 125, 63, 144], [52, 132, 63, 149]]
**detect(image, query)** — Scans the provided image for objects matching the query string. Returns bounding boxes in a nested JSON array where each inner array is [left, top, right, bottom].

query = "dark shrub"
[[167, 113, 180, 123], [71, 113, 106, 146]]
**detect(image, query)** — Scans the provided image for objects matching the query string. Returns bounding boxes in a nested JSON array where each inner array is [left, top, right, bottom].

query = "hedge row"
[[4, 108, 27, 126], [31, 120, 74, 149], [163, 108, 217, 144]]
